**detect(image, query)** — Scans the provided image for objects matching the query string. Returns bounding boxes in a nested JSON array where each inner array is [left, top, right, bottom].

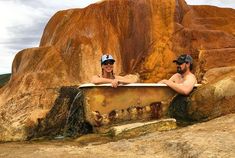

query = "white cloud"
[[186, 0, 235, 9], [0, 0, 101, 74], [0, 53, 15, 74], [39, 0, 102, 9]]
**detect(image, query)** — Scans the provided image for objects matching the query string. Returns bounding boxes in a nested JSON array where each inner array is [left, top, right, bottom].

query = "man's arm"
[[159, 75, 197, 95]]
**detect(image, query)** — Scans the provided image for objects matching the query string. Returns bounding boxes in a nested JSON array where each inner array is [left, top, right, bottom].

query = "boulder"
[[196, 49, 235, 82], [189, 74, 235, 121], [202, 66, 235, 84]]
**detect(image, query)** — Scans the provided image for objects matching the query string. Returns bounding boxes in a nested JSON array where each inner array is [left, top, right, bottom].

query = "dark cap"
[[173, 54, 193, 64]]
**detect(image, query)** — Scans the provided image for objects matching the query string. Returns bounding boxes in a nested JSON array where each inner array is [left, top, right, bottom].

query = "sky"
[[0, 0, 234, 75]]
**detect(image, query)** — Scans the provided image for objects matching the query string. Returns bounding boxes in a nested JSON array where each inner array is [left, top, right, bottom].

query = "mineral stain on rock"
[[26, 87, 92, 140]]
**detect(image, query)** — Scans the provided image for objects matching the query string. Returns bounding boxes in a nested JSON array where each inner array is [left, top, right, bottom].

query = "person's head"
[[100, 54, 115, 76], [173, 54, 193, 74]]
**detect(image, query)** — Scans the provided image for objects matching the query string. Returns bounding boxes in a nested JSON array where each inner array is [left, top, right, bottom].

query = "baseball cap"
[[101, 54, 115, 64], [173, 54, 193, 64]]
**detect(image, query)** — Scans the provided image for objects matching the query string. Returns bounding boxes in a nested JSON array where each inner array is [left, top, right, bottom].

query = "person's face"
[[177, 62, 188, 74], [102, 60, 114, 73]]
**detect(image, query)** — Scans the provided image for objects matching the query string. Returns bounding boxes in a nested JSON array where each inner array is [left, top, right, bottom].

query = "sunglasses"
[[176, 63, 183, 66], [176, 62, 187, 66], [103, 61, 114, 65]]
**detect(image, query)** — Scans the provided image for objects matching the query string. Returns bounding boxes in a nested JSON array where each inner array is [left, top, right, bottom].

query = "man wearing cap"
[[91, 54, 138, 88], [158, 54, 197, 95]]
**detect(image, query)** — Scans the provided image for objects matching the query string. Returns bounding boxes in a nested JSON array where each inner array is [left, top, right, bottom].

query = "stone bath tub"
[[79, 83, 200, 128]]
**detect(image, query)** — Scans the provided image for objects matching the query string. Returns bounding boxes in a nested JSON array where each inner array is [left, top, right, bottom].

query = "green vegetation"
[[0, 73, 11, 88]]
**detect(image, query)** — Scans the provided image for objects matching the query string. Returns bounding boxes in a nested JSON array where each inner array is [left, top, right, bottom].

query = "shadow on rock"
[[26, 87, 92, 140]]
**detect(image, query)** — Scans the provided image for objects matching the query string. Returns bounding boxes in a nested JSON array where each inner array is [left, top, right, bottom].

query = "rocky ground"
[[0, 113, 234, 158]]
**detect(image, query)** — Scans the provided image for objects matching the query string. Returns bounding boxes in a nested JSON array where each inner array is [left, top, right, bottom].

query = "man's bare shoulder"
[[169, 73, 182, 82], [188, 73, 197, 79], [185, 73, 197, 84], [171, 73, 181, 78]]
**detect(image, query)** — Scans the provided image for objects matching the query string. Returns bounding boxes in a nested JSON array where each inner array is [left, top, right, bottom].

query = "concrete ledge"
[[106, 118, 177, 137]]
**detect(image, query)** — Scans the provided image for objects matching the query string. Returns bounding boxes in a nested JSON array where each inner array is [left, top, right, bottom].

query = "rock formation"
[[0, 0, 235, 141]]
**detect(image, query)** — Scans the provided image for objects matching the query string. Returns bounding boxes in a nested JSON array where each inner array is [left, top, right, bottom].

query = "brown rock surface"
[[0, 114, 234, 158], [196, 48, 235, 81], [0, 0, 235, 141], [0, 46, 69, 141], [202, 66, 235, 84], [188, 73, 235, 121]]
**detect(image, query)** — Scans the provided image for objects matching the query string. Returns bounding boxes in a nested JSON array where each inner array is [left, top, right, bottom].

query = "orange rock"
[[202, 66, 235, 84], [0, 0, 235, 141], [189, 73, 235, 121], [196, 48, 235, 81]]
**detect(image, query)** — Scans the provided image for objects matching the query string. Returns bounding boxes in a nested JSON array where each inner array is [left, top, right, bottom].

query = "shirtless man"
[[158, 54, 197, 95], [91, 54, 138, 88]]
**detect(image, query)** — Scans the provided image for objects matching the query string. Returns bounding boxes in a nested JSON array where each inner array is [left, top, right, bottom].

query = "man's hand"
[[158, 79, 168, 84]]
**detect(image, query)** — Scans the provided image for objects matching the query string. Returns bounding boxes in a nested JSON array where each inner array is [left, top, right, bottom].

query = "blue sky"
[[0, 0, 234, 74]]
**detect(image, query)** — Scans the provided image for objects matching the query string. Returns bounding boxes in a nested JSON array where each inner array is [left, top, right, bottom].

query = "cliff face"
[[0, 0, 235, 141], [39, 0, 177, 82], [174, 4, 235, 80], [39, 0, 235, 82]]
